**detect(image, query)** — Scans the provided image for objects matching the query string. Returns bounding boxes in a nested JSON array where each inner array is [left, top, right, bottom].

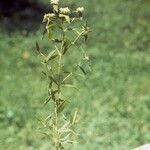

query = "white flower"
[[50, 0, 59, 5], [76, 7, 84, 13], [59, 7, 70, 14]]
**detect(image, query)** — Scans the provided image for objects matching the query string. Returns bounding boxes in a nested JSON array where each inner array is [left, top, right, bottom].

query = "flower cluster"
[[59, 7, 70, 14], [43, 0, 84, 25], [76, 7, 84, 13], [50, 0, 59, 5]]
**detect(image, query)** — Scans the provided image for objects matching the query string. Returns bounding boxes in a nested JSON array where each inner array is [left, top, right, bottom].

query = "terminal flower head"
[[50, 0, 59, 5]]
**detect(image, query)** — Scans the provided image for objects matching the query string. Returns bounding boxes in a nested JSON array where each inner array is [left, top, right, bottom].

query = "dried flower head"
[[59, 7, 71, 14], [50, 0, 59, 5]]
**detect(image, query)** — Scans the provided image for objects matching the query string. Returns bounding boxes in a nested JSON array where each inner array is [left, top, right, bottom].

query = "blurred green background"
[[0, 0, 150, 149]]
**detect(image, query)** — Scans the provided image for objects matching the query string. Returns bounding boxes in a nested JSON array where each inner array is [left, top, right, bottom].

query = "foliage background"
[[0, 0, 149, 149]]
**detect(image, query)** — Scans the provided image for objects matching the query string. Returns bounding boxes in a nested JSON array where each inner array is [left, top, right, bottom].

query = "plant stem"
[[54, 56, 61, 150], [54, 102, 59, 150], [54, 30, 64, 150]]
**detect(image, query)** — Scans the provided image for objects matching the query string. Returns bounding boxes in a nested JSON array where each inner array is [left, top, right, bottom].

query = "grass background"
[[0, 0, 150, 149]]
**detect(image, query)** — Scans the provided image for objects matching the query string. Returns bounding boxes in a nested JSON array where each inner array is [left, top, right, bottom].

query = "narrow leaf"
[[62, 72, 72, 83], [72, 110, 78, 125], [38, 131, 50, 137], [36, 117, 46, 127], [57, 100, 66, 113], [66, 28, 73, 31], [45, 114, 53, 123], [49, 80, 53, 89], [44, 97, 51, 106], [42, 71, 47, 76], [79, 65, 86, 75], [62, 140, 75, 144], [46, 49, 56, 58], [51, 89, 56, 101], [60, 133, 71, 142], [62, 84, 79, 90], [48, 32, 53, 40], [35, 41, 40, 53], [42, 28, 47, 39], [45, 49, 58, 62], [84, 20, 88, 41], [46, 54, 58, 62], [62, 40, 71, 55], [49, 75, 58, 85], [52, 39, 62, 43]]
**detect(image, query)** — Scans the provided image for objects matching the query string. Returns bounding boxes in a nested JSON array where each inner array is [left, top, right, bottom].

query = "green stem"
[[54, 29, 64, 150], [54, 55, 61, 150], [54, 103, 59, 150]]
